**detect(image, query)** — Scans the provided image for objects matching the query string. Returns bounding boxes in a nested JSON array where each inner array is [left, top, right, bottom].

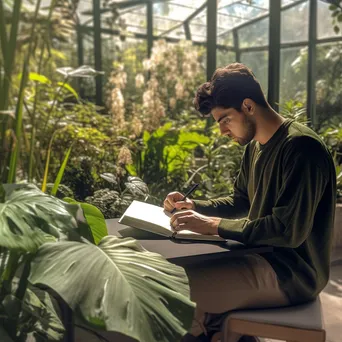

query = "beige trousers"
[[184, 254, 290, 342]]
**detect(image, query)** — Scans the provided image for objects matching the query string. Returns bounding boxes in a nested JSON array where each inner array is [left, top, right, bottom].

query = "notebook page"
[[125, 200, 173, 232]]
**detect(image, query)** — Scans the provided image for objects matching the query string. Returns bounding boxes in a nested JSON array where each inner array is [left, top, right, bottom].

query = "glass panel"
[[279, 47, 308, 107], [77, 0, 93, 25], [217, 31, 234, 46], [217, 12, 244, 33], [166, 26, 186, 40], [238, 17, 269, 48], [189, 10, 207, 42], [153, 2, 201, 22], [281, 1, 309, 43], [240, 50, 268, 95], [154, 17, 180, 33], [220, 2, 267, 19], [120, 11, 146, 29], [317, 0, 341, 39], [316, 43, 342, 124], [216, 50, 236, 68], [82, 33, 96, 100]]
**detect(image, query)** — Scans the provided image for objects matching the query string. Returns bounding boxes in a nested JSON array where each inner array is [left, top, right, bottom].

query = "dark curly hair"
[[194, 63, 268, 116]]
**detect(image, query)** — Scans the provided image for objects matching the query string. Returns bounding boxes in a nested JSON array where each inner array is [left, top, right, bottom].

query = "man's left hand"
[[170, 210, 221, 235]]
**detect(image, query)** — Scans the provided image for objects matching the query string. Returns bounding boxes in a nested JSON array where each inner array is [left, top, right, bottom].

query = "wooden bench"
[[212, 296, 325, 342]]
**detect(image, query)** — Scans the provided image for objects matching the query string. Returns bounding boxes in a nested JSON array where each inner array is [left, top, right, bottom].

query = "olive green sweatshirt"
[[193, 119, 336, 304]]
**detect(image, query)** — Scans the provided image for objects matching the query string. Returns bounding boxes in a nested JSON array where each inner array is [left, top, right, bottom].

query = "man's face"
[[211, 106, 256, 146]]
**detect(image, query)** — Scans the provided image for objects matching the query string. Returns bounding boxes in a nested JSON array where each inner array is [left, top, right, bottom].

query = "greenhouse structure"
[[74, 0, 342, 127], [1, 0, 342, 341]]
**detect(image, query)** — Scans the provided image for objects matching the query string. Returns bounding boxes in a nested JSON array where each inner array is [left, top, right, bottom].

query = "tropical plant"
[[85, 176, 151, 218], [0, 0, 104, 188], [0, 183, 195, 341], [325, 0, 342, 34], [124, 122, 211, 199]]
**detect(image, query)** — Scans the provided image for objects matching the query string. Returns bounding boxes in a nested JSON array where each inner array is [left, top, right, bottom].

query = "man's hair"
[[194, 63, 268, 116]]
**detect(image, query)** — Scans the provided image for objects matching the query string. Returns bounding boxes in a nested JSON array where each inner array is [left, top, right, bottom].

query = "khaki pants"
[[184, 254, 290, 342]]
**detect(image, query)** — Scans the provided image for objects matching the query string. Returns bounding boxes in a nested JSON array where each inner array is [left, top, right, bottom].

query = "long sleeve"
[[217, 138, 329, 247], [192, 148, 250, 219]]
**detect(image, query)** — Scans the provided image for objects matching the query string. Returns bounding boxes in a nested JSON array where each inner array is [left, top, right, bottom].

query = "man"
[[163, 63, 336, 342]]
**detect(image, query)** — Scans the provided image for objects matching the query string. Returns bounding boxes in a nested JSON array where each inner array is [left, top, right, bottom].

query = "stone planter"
[[333, 203, 342, 250]]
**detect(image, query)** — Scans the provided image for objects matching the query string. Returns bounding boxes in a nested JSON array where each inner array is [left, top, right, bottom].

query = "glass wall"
[[68, 0, 342, 123], [238, 17, 269, 48], [279, 47, 308, 107], [315, 43, 342, 126], [241, 51, 269, 95], [281, 1, 309, 43]]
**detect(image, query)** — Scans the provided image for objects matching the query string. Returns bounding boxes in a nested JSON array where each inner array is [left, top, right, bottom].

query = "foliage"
[[280, 100, 309, 125], [288, 43, 342, 128], [0, 183, 195, 340], [318, 117, 342, 201], [326, 0, 342, 34], [85, 176, 151, 219]]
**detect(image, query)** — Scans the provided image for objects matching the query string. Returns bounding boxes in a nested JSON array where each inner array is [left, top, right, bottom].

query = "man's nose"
[[220, 126, 229, 136]]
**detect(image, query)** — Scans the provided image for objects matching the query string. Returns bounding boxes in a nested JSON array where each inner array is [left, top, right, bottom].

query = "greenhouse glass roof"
[[77, 0, 301, 43]]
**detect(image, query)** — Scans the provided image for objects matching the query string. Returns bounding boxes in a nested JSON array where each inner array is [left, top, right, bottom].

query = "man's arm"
[[217, 138, 330, 247], [192, 148, 250, 219]]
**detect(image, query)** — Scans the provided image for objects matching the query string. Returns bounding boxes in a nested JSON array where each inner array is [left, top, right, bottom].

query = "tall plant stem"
[[0, 251, 20, 295], [10, 255, 33, 339], [28, 42, 46, 182], [7, 0, 42, 183], [0, 0, 22, 111]]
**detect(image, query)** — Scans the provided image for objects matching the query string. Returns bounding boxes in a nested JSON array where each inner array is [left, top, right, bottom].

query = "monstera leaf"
[[0, 184, 79, 252], [29, 236, 195, 342]]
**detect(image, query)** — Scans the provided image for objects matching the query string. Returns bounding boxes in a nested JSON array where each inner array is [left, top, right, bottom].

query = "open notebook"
[[118, 200, 226, 242]]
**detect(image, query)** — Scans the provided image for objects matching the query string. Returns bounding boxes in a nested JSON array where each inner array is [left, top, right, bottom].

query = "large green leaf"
[[63, 197, 108, 245], [0, 184, 78, 252], [28, 72, 51, 84], [51, 144, 73, 196], [29, 236, 195, 342], [57, 81, 78, 99]]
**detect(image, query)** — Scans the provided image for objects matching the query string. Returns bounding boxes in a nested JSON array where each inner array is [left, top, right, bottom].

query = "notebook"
[[118, 200, 226, 242]]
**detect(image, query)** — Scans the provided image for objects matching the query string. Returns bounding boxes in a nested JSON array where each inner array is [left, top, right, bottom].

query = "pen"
[[170, 183, 199, 214]]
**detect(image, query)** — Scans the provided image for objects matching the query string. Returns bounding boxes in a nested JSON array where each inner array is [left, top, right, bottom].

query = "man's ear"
[[242, 99, 254, 115]]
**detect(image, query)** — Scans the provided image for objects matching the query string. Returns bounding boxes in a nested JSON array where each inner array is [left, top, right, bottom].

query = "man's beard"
[[236, 114, 256, 146]]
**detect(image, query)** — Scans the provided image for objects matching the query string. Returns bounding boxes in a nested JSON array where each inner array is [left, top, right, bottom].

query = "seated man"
[[163, 63, 336, 342]]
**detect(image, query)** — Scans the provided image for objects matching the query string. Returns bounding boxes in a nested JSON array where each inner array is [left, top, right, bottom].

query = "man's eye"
[[221, 117, 230, 124]]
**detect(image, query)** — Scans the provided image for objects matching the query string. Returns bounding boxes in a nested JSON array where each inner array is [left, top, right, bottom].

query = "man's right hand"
[[163, 191, 195, 213]]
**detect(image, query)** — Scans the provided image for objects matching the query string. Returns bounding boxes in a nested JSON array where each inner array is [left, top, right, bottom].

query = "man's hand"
[[163, 191, 195, 212], [170, 210, 221, 236]]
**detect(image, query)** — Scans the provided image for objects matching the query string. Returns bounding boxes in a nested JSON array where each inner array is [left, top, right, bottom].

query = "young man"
[[163, 63, 336, 342]]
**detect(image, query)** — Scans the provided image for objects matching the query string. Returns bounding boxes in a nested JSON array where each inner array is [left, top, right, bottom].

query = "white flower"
[[143, 59, 151, 71], [175, 82, 184, 99], [169, 97, 176, 109], [135, 73, 145, 88]]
